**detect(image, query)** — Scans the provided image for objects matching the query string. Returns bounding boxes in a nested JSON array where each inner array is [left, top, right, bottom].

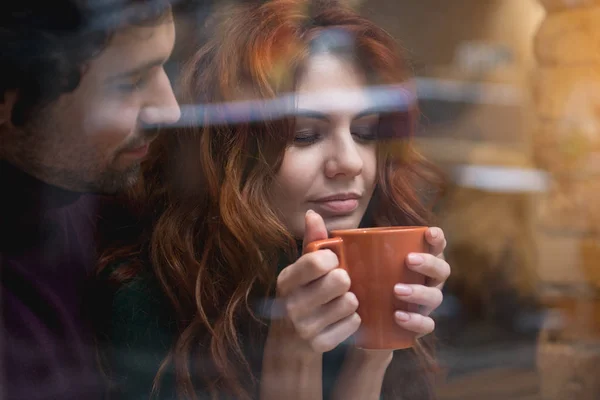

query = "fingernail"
[[395, 311, 410, 322], [430, 228, 439, 238], [407, 254, 424, 265], [306, 209, 315, 216], [394, 284, 412, 296]]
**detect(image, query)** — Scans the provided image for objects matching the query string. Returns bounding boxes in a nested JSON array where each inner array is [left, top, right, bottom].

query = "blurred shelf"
[[414, 137, 533, 167], [436, 367, 540, 400]]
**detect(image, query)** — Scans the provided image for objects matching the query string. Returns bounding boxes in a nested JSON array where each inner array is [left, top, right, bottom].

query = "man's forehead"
[[109, 14, 175, 50], [93, 18, 176, 73]]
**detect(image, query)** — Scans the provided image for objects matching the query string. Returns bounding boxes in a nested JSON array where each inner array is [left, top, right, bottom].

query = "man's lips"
[[121, 143, 150, 158]]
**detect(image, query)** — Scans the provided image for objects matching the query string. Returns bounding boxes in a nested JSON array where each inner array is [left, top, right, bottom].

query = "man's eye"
[[117, 75, 149, 92]]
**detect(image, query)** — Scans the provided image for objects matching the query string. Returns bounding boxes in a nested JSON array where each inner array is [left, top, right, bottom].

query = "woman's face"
[[270, 54, 378, 238]]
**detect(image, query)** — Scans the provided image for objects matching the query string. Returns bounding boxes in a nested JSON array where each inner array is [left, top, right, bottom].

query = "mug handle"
[[304, 237, 346, 271]]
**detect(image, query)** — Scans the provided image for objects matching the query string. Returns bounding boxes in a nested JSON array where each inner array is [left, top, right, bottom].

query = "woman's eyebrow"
[[294, 108, 380, 121], [295, 109, 329, 121], [353, 107, 380, 120]]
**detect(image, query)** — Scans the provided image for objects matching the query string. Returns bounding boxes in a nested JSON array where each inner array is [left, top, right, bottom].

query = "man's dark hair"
[[0, 0, 206, 126]]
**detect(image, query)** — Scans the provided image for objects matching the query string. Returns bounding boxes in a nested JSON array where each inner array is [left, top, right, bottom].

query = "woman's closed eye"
[[294, 126, 376, 145], [294, 129, 321, 145], [351, 126, 377, 142]]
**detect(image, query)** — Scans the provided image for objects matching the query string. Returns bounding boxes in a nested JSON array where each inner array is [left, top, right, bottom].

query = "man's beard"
[[81, 162, 142, 194], [3, 103, 155, 193], [8, 144, 143, 194], [7, 121, 150, 194]]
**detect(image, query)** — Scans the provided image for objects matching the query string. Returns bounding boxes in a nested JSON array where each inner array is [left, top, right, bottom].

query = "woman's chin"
[[323, 215, 362, 232]]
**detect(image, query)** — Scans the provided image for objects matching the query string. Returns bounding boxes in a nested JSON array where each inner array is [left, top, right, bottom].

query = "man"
[[0, 1, 199, 398]]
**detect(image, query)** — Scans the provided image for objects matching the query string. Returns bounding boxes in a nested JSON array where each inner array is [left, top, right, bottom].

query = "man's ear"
[[0, 90, 18, 126]]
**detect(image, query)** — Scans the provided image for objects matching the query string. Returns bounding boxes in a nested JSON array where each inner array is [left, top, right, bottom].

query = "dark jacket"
[[0, 160, 103, 400]]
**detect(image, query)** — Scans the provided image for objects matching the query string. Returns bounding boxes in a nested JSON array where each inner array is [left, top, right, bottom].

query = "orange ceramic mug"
[[305, 226, 428, 350]]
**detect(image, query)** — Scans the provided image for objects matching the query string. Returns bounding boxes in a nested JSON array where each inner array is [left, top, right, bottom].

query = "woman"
[[95, 1, 449, 399]]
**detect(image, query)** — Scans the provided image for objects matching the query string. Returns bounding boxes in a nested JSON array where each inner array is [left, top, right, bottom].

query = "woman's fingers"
[[277, 249, 339, 296], [394, 284, 443, 316], [294, 292, 359, 341], [302, 209, 328, 251], [394, 311, 435, 337], [396, 228, 448, 338], [406, 252, 450, 288], [285, 268, 352, 321], [425, 227, 446, 257], [310, 312, 361, 353]]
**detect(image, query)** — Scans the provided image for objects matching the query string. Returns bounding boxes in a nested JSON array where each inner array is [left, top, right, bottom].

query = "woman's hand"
[[261, 210, 359, 400], [392, 227, 450, 337], [274, 210, 361, 354]]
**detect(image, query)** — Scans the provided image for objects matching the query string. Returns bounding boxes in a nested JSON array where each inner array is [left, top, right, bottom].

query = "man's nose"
[[139, 70, 182, 126]]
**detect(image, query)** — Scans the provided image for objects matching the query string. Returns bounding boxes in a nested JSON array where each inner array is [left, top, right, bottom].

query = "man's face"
[[4, 13, 180, 193]]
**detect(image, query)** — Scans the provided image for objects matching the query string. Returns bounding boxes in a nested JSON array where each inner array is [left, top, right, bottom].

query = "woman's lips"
[[310, 193, 361, 214], [313, 199, 359, 214]]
